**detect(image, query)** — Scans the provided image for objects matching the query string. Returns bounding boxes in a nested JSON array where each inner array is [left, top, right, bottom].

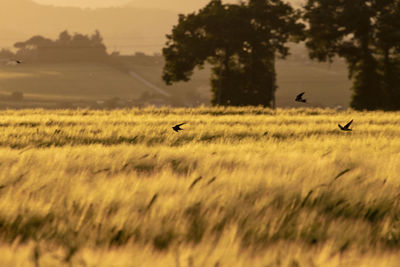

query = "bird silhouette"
[[172, 122, 186, 132], [338, 119, 353, 131], [15, 60, 22, 64], [295, 92, 306, 103]]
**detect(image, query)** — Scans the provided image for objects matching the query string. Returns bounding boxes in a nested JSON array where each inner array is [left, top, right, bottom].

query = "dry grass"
[[0, 107, 399, 266]]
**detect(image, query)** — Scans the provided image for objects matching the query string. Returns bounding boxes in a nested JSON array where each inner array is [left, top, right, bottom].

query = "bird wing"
[[344, 119, 353, 129], [296, 92, 305, 98], [176, 122, 186, 127]]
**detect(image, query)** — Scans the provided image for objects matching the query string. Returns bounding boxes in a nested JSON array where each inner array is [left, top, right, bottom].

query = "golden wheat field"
[[0, 107, 400, 267]]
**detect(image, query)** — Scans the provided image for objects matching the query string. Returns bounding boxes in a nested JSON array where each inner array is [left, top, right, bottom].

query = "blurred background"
[[0, 0, 350, 109]]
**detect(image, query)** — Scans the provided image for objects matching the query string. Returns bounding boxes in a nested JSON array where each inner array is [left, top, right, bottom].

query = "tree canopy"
[[13, 30, 108, 62], [162, 0, 304, 107], [304, 0, 400, 110]]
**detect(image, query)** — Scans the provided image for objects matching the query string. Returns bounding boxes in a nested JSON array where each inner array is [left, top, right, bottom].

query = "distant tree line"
[[0, 31, 167, 66], [163, 0, 400, 110], [0, 31, 164, 70], [1, 30, 108, 62]]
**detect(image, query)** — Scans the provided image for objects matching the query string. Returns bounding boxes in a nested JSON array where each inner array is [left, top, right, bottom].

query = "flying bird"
[[338, 119, 353, 131], [295, 92, 306, 103], [172, 122, 186, 132], [15, 60, 22, 64]]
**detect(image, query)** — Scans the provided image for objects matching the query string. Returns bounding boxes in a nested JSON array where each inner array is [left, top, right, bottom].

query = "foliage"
[[303, 0, 400, 110], [0, 107, 399, 266], [162, 0, 304, 107], [12, 30, 108, 62]]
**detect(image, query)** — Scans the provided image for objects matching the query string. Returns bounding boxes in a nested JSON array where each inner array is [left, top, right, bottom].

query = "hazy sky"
[[34, 0, 131, 8], [33, 0, 241, 12]]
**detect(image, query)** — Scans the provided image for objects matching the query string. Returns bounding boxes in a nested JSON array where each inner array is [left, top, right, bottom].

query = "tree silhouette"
[[13, 30, 108, 62], [162, 0, 304, 107], [304, 0, 400, 110]]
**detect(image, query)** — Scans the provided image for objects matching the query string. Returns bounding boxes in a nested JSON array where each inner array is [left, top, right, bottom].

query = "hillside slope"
[[0, 54, 351, 108]]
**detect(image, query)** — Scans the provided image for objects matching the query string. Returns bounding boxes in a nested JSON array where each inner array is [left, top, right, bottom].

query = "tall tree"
[[303, 0, 400, 110], [375, 0, 400, 109], [162, 0, 304, 107]]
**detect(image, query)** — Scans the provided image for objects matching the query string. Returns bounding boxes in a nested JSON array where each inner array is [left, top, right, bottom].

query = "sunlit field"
[[0, 107, 400, 267]]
